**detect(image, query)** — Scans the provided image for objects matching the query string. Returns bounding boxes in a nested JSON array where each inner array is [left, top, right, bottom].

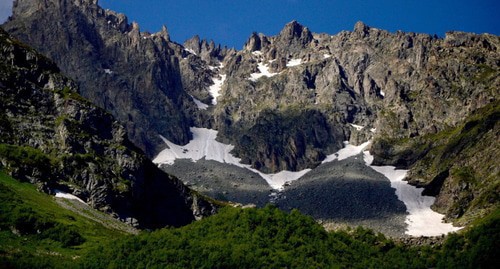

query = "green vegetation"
[[54, 86, 91, 104], [0, 144, 56, 181], [80, 205, 500, 269], [0, 172, 123, 268], [473, 64, 498, 83], [438, 209, 500, 268], [80, 205, 434, 269], [1, 171, 498, 268]]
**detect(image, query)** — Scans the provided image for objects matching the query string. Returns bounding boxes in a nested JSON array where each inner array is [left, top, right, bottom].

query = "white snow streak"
[[286, 58, 302, 67], [54, 190, 86, 204], [104, 69, 113, 74], [380, 90, 385, 97], [350, 124, 364, 131], [322, 141, 370, 163], [190, 95, 209, 110], [363, 151, 462, 236], [249, 62, 278, 81], [323, 54, 332, 59], [209, 74, 226, 105], [184, 48, 197, 55]]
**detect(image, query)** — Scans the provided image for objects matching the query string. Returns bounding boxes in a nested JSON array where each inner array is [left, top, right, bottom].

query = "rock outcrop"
[[0, 28, 217, 229]]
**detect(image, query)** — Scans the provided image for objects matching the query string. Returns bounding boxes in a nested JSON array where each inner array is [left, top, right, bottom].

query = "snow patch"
[[250, 168, 311, 191], [54, 190, 86, 204], [190, 95, 209, 110], [249, 62, 278, 81], [184, 48, 197, 55], [380, 90, 385, 97], [209, 74, 226, 105], [322, 141, 370, 163], [323, 54, 332, 59], [252, 50, 263, 56], [153, 128, 239, 165], [104, 69, 113, 74], [153, 128, 311, 190], [350, 124, 364, 131], [363, 151, 462, 236], [370, 128, 377, 133], [286, 58, 302, 67]]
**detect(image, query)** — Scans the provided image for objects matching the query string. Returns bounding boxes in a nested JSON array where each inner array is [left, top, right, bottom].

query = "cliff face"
[[213, 21, 499, 173], [0, 28, 217, 229], [3, 0, 499, 225], [3, 0, 232, 157]]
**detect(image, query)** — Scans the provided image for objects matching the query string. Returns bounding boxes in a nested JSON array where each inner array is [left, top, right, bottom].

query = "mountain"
[[3, 0, 498, 228], [0, 27, 217, 229], [3, 0, 234, 158]]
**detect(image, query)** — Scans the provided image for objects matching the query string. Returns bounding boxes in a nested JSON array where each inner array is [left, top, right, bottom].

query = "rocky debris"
[[159, 159, 272, 207], [55, 197, 140, 235], [396, 235, 446, 247], [0, 28, 218, 229], [274, 153, 408, 238]]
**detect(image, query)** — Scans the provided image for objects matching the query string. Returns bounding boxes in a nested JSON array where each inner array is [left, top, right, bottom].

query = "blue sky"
[[1, 0, 499, 48]]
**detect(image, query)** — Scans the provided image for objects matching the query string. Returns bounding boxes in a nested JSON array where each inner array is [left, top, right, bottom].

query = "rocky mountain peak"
[[244, 32, 262, 52], [4, 0, 202, 157], [353, 21, 370, 36], [159, 25, 170, 41], [276, 20, 313, 47]]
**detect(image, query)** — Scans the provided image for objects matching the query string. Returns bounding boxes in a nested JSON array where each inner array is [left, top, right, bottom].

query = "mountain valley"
[[0, 0, 499, 267]]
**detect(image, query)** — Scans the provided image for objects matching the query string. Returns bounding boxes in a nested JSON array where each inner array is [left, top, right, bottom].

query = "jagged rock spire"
[[244, 32, 262, 52], [354, 21, 370, 37], [160, 25, 170, 41], [277, 20, 313, 45]]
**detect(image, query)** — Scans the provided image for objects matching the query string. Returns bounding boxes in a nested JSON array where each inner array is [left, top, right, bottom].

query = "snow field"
[[322, 141, 370, 163], [153, 128, 311, 190], [363, 151, 462, 236], [286, 58, 302, 67]]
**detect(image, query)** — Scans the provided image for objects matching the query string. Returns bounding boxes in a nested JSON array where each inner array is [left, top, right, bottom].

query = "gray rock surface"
[[0, 28, 217, 229], [160, 159, 271, 207], [274, 154, 408, 237], [158, 154, 409, 237]]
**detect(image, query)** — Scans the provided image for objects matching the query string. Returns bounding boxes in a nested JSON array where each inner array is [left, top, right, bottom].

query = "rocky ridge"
[[3, 0, 233, 157], [0, 28, 217, 229]]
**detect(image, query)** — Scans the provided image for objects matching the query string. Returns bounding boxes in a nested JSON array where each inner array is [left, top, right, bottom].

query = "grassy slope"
[[0, 172, 124, 268]]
